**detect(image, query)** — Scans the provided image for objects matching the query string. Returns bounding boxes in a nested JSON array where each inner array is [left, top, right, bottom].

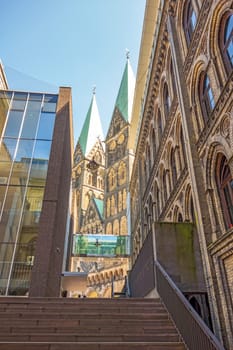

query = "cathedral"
[[70, 57, 135, 298]]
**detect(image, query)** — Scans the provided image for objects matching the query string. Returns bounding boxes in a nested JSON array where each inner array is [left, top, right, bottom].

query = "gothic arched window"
[[151, 128, 156, 160], [163, 170, 167, 203], [220, 13, 233, 74], [163, 82, 171, 118], [183, 0, 197, 46], [199, 73, 215, 121], [157, 109, 163, 142], [216, 154, 233, 229], [171, 148, 177, 187]]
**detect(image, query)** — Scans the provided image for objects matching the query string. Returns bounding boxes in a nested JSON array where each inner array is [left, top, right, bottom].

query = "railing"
[[155, 260, 225, 350]]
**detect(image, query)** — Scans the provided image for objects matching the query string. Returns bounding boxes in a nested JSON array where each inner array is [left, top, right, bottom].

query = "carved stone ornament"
[[220, 116, 230, 139]]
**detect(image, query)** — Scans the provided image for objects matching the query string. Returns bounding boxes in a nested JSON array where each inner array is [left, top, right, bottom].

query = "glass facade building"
[[0, 90, 58, 295]]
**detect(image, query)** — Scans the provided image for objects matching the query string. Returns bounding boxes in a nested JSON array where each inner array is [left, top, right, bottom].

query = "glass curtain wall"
[[0, 90, 57, 295]]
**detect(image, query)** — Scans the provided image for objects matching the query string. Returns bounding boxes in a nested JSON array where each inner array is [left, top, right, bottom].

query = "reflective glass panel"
[[42, 95, 58, 113], [33, 140, 52, 161], [4, 110, 24, 137], [0, 138, 17, 180], [225, 15, 233, 42], [11, 99, 26, 111], [228, 41, 233, 64], [37, 112, 55, 140], [0, 243, 14, 295], [29, 160, 48, 184], [191, 10, 197, 31], [0, 185, 7, 212], [0, 185, 27, 241], [9, 139, 34, 185], [11, 92, 27, 111], [28, 93, 43, 102], [0, 92, 12, 137], [72, 234, 130, 257], [21, 101, 41, 139]]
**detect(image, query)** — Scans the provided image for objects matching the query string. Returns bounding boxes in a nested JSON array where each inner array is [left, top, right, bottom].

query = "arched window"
[[147, 144, 152, 172], [157, 109, 163, 141], [163, 170, 167, 203], [220, 13, 233, 74], [216, 154, 233, 229], [183, 0, 197, 46], [178, 213, 183, 222], [171, 148, 177, 186], [199, 73, 215, 121], [152, 128, 156, 160], [163, 83, 171, 118]]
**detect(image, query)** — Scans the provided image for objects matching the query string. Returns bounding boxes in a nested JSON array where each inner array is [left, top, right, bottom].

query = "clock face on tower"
[[74, 154, 81, 165]]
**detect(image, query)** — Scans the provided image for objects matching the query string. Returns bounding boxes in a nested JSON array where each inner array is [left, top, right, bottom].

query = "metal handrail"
[[155, 260, 225, 350]]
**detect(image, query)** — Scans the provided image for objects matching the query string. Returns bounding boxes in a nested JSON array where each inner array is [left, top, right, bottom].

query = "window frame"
[[183, 0, 197, 46], [215, 154, 233, 230], [219, 12, 233, 75], [199, 72, 215, 121]]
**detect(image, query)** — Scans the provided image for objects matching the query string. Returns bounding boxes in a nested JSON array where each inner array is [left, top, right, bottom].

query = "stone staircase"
[[0, 297, 187, 350]]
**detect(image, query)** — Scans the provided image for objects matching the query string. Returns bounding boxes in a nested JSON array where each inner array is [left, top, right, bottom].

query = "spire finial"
[[92, 85, 96, 95], [126, 49, 130, 60]]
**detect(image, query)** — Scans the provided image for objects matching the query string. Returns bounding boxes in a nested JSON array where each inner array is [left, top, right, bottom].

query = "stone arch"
[[189, 57, 211, 135], [108, 168, 116, 191], [113, 219, 119, 235], [205, 139, 233, 234], [149, 124, 156, 164], [184, 184, 194, 222], [173, 204, 184, 222], [209, 0, 233, 80], [118, 161, 127, 185], [120, 216, 127, 235], [106, 222, 112, 235], [165, 48, 176, 102]]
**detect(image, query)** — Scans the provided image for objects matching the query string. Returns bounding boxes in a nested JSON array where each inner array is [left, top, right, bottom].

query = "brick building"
[[129, 0, 233, 349]]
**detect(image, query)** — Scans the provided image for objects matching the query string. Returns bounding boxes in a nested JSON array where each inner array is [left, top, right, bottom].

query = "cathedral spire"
[[114, 56, 135, 123], [78, 91, 104, 157]]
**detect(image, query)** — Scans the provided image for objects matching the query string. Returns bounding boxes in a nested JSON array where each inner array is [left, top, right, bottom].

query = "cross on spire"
[[126, 49, 130, 60]]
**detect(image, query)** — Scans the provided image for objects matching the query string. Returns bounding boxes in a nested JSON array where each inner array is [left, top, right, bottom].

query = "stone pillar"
[[29, 87, 74, 297]]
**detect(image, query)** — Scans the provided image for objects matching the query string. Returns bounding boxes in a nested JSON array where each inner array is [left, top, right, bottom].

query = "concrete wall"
[[154, 222, 206, 293]]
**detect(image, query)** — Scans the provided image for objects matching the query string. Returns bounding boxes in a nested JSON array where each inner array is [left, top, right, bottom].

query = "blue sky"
[[1, 0, 146, 143]]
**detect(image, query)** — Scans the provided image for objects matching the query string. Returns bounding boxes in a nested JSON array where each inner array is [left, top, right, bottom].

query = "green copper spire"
[[78, 91, 104, 157], [115, 57, 135, 122]]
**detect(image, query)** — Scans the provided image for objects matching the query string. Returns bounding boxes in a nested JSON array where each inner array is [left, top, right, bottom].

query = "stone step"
[[0, 342, 187, 350], [0, 306, 166, 313], [0, 297, 161, 305], [0, 333, 181, 342], [2, 318, 175, 327], [0, 297, 186, 349], [0, 311, 170, 320], [0, 325, 177, 334]]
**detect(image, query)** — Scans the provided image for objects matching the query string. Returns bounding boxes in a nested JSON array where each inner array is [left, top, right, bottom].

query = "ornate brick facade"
[[130, 1, 233, 348]]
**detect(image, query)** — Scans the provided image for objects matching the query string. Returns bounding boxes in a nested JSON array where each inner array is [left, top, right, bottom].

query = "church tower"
[[104, 56, 135, 237], [72, 91, 105, 235], [69, 58, 135, 297]]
